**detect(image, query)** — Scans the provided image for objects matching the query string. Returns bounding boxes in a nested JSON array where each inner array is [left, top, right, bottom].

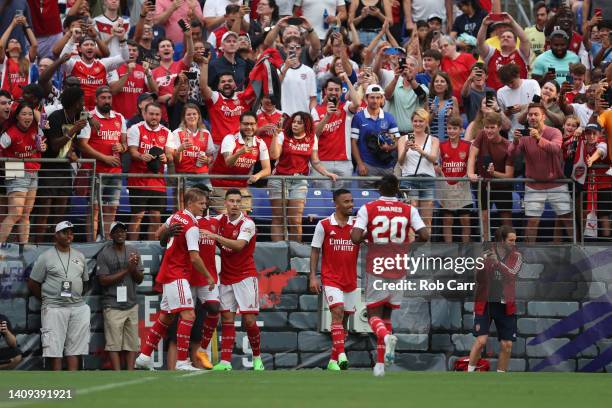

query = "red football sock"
[[176, 318, 194, 361], [368, 316, 388, 339], [221, 321, 236, 362], [331, 324, 345, 360], [376, 336, 385, 363], [369, 316, 388, 364], [200, 313, 220, 349], [141, 315, 169, 357], [383, 318, 393, 334], [246, 323, 261, 357]]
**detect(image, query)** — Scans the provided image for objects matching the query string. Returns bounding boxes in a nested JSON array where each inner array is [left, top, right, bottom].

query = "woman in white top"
[[397, 109, 439, 230]]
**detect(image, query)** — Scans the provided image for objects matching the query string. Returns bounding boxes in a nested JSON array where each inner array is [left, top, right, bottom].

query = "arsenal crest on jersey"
[[158, 135, 166, 144], [459, 151, 467, 160]]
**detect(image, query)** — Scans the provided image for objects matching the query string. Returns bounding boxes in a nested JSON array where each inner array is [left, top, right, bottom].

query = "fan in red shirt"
[[269, 112, 338, 242], [439, 37, 477, 102], [311, 76, 360, 189], [477, 13, 530, 91], [108, 41, 159, 120], [0, 15, 37, 100], [208, 112, 271, 213], [309, 189, 359, 371], [200, 51, 254, 147], [436, 116, 473, 243], [256, 96, 284, 150], [351, 175, 429, 377], [135, 188, 214, 372], [126, 102, 171, 241], [0, 102, 46, 245], [200, 189, 264, 371], [165, 103, 217, 208], [76, 86, 127, 239], [60, 30, 129, 110], [151, 25, 194, 122]]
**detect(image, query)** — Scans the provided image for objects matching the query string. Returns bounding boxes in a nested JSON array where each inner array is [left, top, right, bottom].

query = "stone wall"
[[1, 242, 610, 372]]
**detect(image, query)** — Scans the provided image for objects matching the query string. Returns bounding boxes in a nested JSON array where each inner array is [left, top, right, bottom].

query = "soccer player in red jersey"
[[201, 189, 264, 371], [158, 186, 220, 370], [135, 188, 214, 371], [309, 189, 360, 371], [351, 175, 429, 377]]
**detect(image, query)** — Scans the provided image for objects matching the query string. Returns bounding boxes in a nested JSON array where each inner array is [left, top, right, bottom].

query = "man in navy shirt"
[[351, 84, 400, 186], [207, 31, 251, 91]]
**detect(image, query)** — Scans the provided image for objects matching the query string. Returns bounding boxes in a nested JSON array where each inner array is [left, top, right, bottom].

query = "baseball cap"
[[427, 13, 443, 22], [550, 28, 570, 40], [222, 31, 239, 42], [137, 92, 157, 104], [96, 85, 112, 97], [109, 221, 127, 233], [55, 221, 74, 233], [365, 84, 384, 96], [585, 123, 602, 132]]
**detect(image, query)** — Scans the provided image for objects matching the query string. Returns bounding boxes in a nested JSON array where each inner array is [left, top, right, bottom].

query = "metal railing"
[[2, 157, 609, 245], [0, 158, 96, 244]]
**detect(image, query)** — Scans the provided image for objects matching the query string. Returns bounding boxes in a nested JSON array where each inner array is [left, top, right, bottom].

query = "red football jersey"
[[0, 125, 42, 171], [272, 133, 317, 176], [485, 49, 528, 90], [80, 109, 126, 173], [355, 197, 426, 278], [205, 91, 250, 144], [190, 216, 220, 286], [69, 59, 109, 110], [215, 213, 257, 285], [256, 109, 283, 149], [171, 128, 214, 174], [439, 140, 470, 185], [110, 64, 149, 119], [311, 214, 359, 292], [209, 133, 268, 188], [126, 121, 171, 192], [311, 102, 353, 161], [152, 61, 187, 121], [0, 58, 30, 100], [157, 210, 200, 284]]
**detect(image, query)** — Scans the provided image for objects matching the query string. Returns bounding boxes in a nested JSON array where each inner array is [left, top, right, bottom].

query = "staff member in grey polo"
[[28, 221, 90, 371], [97, 221, 144, 371]]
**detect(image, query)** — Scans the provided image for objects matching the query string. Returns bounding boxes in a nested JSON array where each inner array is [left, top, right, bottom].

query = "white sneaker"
[[176, 360, 202, 371], [606, 167, 612, 177], [134, 353, 154, 370], [384, 334, 398, 366], [373, 362, 385, 377]]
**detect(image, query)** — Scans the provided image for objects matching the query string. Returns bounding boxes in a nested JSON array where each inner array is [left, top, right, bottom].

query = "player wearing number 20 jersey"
[[351, 175, 429, 377]]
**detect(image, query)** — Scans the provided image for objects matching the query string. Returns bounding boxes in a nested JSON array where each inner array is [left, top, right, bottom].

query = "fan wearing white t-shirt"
[[280, 37, 317, 116], [496, 64, 541, 138]]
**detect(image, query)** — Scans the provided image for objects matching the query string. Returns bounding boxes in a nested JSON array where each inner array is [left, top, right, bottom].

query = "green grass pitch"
[[0, 371, 610, 408]]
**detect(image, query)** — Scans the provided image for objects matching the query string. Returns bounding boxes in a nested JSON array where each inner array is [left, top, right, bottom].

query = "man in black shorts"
[[0, 314, 22, 369], [468, 225, 522, 373], [467, 112, 515, 240]]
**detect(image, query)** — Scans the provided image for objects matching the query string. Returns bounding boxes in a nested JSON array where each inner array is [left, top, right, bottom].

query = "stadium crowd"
[[0, 0, 611, 244], [0, 0, 610, 375]]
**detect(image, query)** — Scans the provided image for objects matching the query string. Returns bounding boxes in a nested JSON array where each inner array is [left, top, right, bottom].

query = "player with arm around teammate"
[[135, 188, 215, 371], [310, 189, 360, 371], [351, 175, 430, 377]]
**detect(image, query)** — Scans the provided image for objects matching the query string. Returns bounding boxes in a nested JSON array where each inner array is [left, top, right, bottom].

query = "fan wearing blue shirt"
[[532, 29, 580, 86], [350, 84, 400, 186]]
